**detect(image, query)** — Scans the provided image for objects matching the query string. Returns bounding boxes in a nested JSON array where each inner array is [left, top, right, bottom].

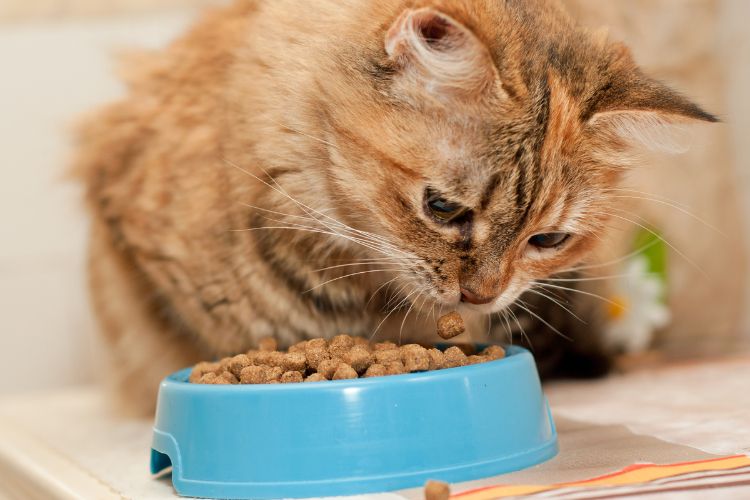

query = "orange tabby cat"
[[75, 0, 714, 413]]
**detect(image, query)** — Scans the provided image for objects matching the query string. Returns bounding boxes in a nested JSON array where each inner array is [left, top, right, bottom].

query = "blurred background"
[[1, 0, 748, 396]]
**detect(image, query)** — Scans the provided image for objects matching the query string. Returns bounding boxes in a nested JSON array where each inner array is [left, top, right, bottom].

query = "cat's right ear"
[[384, 8, 501, 100]]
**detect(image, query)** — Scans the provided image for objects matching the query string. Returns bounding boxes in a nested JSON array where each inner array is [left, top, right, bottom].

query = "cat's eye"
[[528, 232, 570, 249], [426, 194, 467, 223]]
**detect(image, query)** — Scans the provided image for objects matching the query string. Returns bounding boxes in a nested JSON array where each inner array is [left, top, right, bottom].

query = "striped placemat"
[[453, 455, 750, 499]]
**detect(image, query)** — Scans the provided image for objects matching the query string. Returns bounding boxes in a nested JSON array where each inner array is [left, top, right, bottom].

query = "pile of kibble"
[[189, 334, 505, 385]]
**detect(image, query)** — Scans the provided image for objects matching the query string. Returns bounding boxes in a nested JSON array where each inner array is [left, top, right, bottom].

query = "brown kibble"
[[436, 311, 465, 340], [374, 341, 398, 351], [189, 361, 222, 383], [374, 348, 401, 364], [443, 346, 468, 368], [239, 365, 268, 384], [267, 366, 284, 382], [353, 336, 372, 349], [364, 363, 388, 378], [228, 354, 251, 377], [192, 335, 497, 384], [305, 347, 330, 370], [454, 343, 477, 356], [249, 350, 273, 366], [482, 345, 506, 360], [280, 371, 304, 383], [304, 373, 327, 383], [467, 355, 486, 365], [306, 338, 328, 350], [384, 360, 406, 375], [281, 352, 307, 372], [400, 344, 430, 372], [198, 372, 218, 384], [288, 340, 308, 353], [427, 348, 446, 370], [218, 371, 239, 384], [344, 345, 374, 373], [332, 363, 358, 380], [317, 358, 342, 379], [424, 480, 450, 500], [328, 334, 355, 358], [258, 336, 278, 352]]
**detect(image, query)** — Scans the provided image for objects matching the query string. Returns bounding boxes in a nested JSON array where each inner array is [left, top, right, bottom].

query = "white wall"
[[0, 11, 197, 394]]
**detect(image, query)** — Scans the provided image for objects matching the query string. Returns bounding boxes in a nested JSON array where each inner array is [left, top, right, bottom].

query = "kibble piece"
[[424, 480, 450, 500], [364, 363, 387, 378], [267, 366, 284, 382], [281, 352, 307, 372], [400, 344, 430, 372], [306, 338, 327, 350], [287, 340, 307, 353], [353, 336, 372, 349], [304, 373, 327, 383], [384, 360, 406, 375], [240, 365, 268, 384], [427, 348, 446, 370], [454, 343, 477, 356], [332, 363, 359, 380], [436, 311, 465, 340], [344, 345, 374, 373], [317, 358, 342, 379], [218, 371, 239, 384], [373, 341, 398, 351], [258, 336, 278, 352], [374, 348, 402, 364], [482, 345, 506, 360], [280, 371, 304, 383], [189, 361, 222, 383], [443, 346, 468, 368], [305, 346, 330, 370], [198, 372, 218, 384], [249, 350, 273, 366], [467, 355, 486, 365], [328, 334, 355, 358], [227, 354, 251, 378]]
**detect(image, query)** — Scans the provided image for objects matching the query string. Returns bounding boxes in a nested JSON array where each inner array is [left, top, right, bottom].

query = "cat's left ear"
[[586, 44, 718, 152], [384, 7, 501, 100]]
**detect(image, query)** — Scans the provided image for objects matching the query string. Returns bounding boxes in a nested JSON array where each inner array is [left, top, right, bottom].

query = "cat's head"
[[319, 0, 716, 313]]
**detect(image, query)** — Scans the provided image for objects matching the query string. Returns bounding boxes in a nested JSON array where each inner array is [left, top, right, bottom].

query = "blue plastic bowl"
[[151, 345, 557, 499]]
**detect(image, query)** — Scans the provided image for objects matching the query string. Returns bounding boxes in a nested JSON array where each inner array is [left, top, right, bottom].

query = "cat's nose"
[[459, 287, 496, 305]]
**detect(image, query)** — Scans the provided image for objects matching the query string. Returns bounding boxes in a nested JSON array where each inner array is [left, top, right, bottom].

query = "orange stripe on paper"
[[452, 455, 750, 499]]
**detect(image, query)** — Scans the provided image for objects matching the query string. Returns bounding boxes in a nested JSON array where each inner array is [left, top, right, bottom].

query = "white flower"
[[603, 256, 670, 353]]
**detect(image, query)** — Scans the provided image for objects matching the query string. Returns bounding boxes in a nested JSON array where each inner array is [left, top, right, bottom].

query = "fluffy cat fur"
[[74, 0, 715, 414]]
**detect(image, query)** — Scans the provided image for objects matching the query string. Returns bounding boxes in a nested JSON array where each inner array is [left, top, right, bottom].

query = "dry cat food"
[[190, 335, 505, 385], [436, 311, 466, 339], [424, 480, 451, 500]]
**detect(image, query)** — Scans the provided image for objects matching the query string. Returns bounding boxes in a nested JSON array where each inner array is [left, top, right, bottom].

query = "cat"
[[74, 0, 715, 414]]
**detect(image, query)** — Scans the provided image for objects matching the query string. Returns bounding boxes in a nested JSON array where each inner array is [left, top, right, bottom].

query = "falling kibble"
[[436, 311, 466, 339]]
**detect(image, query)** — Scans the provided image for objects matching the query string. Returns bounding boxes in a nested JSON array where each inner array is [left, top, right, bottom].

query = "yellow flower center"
[[607, 295, 630, 320]]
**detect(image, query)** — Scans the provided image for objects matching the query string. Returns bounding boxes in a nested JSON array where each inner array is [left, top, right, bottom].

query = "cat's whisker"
[[312, 261, 410, 273], [271, 120, 341, 151], [365, 275, 401, 309], [304, 268, 405, 293], [533, 281, 622, 308], [601, 209, 707, 277], [526, 287, 586, 324], [606, 193, 725, 237], [561, 237, 662, 273], [370, 287, 420, 341], [515, 300, 572, 342], [507, 307, 526, 347], [543, 273, 654, 282], [226, 158, 417, 261]]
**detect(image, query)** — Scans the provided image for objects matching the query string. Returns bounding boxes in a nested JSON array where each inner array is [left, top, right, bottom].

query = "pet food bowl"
[[151, 345, 557, 499]]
